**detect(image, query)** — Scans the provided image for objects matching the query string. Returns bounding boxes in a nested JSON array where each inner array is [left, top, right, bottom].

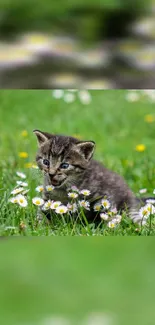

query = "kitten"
[[33, 130, 141, 223]]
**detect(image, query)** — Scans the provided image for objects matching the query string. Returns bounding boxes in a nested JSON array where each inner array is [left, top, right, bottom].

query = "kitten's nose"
[[49, 169, 56, 177]]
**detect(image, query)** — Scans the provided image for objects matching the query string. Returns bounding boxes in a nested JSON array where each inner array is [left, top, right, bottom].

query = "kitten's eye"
[[60, 163, 69, 169], [43, 159, 50, 167]]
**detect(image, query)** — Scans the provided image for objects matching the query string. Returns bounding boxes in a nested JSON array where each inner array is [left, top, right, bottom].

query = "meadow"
[[0, 89, 155, 236]]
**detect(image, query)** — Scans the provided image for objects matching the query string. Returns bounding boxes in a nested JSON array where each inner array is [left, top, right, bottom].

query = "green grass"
[[0, 238, 155, 325], [0, 89, 155, 236]]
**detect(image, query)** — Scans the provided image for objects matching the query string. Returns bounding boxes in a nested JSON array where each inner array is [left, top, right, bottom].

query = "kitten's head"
[[33, 130, 95, 188]]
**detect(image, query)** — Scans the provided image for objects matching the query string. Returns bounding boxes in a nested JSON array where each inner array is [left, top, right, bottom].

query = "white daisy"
[[67, 203, 78, 213], [5, 226, 17, 230], [9, 197, 19, 204], [146, 199, 155, 204], [126, 91, 140, 102], [11, 187, 24, 195], [16, 194, 28, 207], [153, 189, 155, 194], [69, 186, 79, 193], [35, 185, 44, 192], [55, 205, 68, 214], [139, 188, 147, 194], [63, 92, 75, 103], [16, 171, 26, 179], [139, 206, 150, 219], [21, 32, 51, 54], [100, 213, 109, 221], [115, 215, 122, 223], [50, 201, 62, 210], [93, 203, 102, 211], [52, 89, 64, 99], [42, 200, 53, 211], [80, 189, 91, 196], [46, 185, 55, 192], [101, 199, 110, 210], [79, 200, 90, 210], [16, 181, 28, 187], [110, 208, 117, 214], [68, 192, 78, 199], [78, 90, 92, 105], [32, 197, 44, 206], [145, 203, 155, 215], [22, 189, 30, 195], [107, 221, 116, 229]]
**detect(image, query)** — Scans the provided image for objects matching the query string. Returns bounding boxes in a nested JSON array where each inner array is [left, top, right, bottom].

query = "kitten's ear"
[[33, 130, 51, 146], [76, 141, 95, 161]]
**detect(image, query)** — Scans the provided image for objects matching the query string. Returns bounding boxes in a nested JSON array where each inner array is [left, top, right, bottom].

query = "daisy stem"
[[149, 215, 152, 235], [80, 208, 91, 234]]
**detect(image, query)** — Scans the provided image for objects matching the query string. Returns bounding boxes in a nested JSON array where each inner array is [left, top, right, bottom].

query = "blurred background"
[[0, 0, 155, 88], [0, 238, 155, 325]]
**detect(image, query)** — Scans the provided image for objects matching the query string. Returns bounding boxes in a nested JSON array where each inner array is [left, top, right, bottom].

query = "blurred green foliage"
[[0, 238, 155, 325], [0, 0, 150, 42]]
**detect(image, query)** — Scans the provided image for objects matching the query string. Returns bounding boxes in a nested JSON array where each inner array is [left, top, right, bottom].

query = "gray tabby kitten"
[[33, 130, 141, 223]]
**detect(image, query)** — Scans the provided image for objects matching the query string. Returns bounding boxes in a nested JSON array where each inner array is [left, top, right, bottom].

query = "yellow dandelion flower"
[[73, 134, 83, 140], [24, 162, 38, 169], [18, 152, 29, 158], [21, 130, 28, 137], [144, 114, 155, 123], [135, 144, 146, 152]]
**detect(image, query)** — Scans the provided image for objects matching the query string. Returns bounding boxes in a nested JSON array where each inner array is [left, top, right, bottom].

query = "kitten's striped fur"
[[33, 130, 142, 224]]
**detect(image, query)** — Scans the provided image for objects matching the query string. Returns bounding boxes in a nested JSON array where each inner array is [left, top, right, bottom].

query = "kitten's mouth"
[[51, 179, 61, 187], [50, 177, 66, 188]]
